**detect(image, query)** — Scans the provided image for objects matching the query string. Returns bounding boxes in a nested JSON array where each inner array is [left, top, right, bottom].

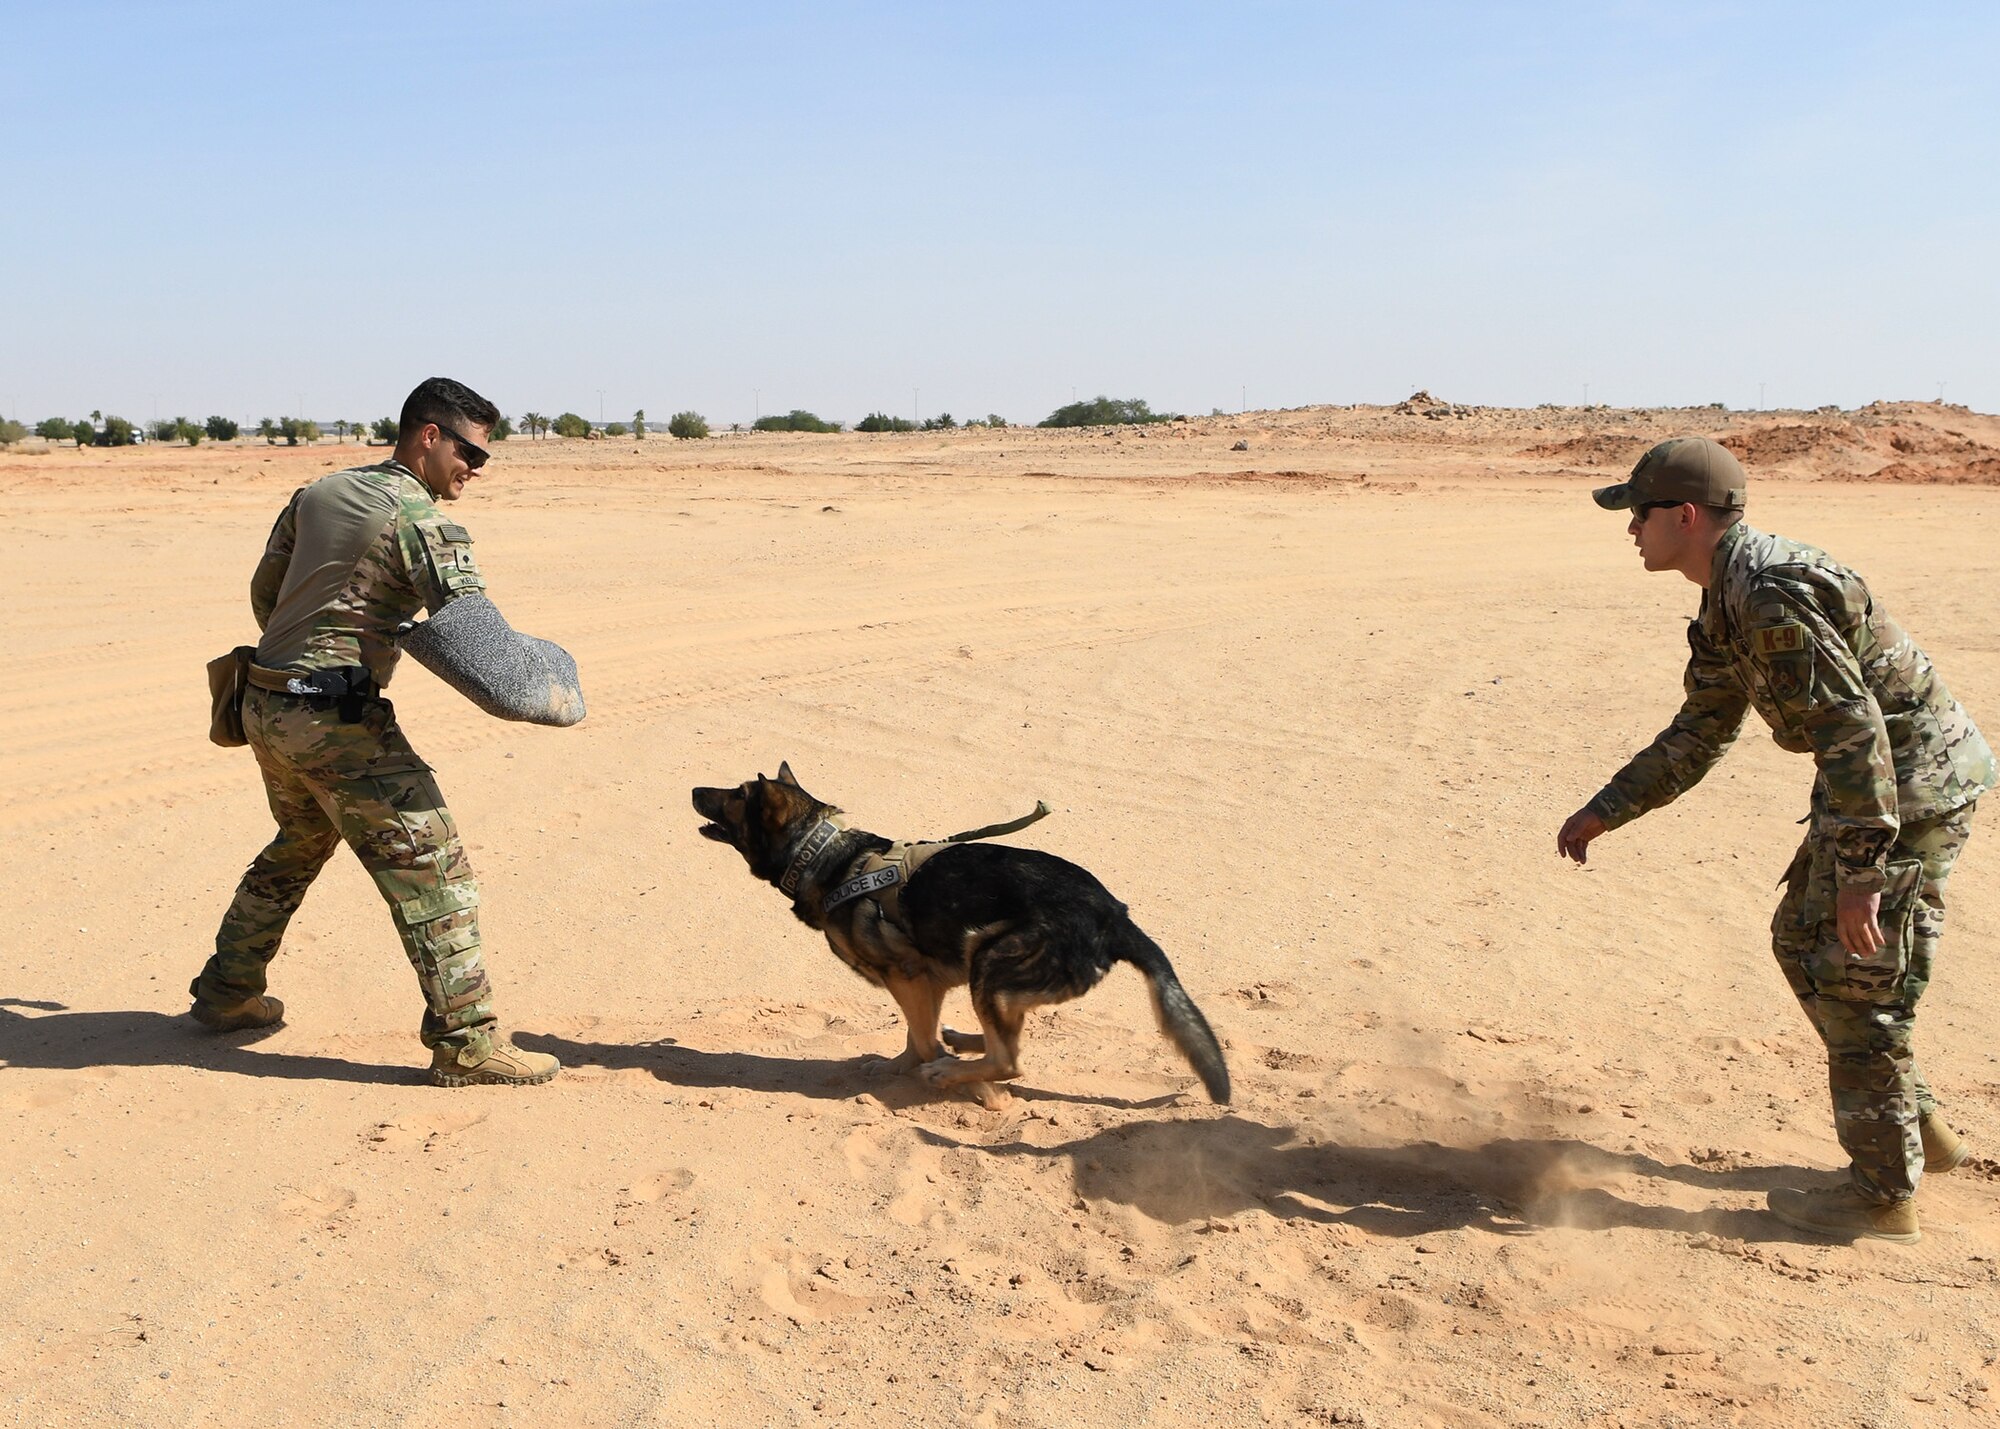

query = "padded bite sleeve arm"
[[397, 593, 586, 727]]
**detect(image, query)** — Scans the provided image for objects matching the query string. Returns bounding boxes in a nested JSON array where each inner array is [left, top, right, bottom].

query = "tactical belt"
[[248, 663, 379, 722]]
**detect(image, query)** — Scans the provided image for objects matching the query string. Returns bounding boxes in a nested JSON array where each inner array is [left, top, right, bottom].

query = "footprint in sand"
[[887, 1142, 956, 1227], [18, 1074, 102, 1110], [615, 1168, 695, 1208], [1261, 1047, 1326, 1072], [1224, 981, 1301, 1012], [842, 1126, 887, 1181], [278, 1184, 357, 1228], [750, 1247, 883, 1322], [363, 1108, 488, 1153]]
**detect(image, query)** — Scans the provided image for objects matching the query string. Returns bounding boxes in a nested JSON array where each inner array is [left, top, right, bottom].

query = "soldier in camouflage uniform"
[[190, 377, 560, 1087], [1557, 436, 1992, 1243]]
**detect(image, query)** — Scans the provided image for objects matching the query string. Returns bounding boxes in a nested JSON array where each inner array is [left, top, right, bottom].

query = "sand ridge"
[[4, 405, 1999, 1426]]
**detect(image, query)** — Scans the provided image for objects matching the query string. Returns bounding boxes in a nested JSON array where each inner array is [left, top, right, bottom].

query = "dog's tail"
[[1111, 921, 1230, 1104]]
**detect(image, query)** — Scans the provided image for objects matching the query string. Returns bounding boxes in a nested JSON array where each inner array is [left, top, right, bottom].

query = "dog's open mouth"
[[691, 786, 737, 843]]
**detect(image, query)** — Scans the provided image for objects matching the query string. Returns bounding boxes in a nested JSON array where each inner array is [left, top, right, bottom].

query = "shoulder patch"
[[438, 522, 470, 543], [1753, 621, 1809, 657]]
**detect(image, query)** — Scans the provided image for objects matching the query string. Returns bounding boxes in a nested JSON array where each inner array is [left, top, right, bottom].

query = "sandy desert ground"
[[5, 399, 2000, 1428]]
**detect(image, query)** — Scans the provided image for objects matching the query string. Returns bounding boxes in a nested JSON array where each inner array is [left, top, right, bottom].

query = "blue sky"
[[4, 2, 1995, 426]]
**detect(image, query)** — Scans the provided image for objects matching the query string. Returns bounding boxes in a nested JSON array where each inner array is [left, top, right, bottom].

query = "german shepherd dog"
[[692, 764, 1230, 1109]]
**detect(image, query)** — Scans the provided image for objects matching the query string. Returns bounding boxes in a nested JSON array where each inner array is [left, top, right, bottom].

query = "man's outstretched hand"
[[1557, 808, 1608, 865]]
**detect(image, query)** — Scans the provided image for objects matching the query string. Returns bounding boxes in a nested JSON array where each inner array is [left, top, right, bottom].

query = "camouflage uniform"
[[192, 461, 500, 1052], [1589, 521, 1994, 1202]]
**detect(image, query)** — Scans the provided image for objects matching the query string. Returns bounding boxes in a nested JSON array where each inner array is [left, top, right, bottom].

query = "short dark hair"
[[399, 377, 500, 438], [1704, 504, 1745, 527]]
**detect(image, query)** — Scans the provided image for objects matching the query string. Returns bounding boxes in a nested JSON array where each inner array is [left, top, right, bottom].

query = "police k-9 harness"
[[779, 801, 1052, 926]]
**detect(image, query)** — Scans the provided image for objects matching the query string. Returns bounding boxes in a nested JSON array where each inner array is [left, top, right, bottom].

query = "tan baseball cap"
[[1593, 436, 1748, 511]]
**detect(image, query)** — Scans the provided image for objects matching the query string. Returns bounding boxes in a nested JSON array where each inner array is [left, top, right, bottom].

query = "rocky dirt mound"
[[1395, 390, 1478, 419], [1518, 433, 1654, 467], [1721, 410, 2000, 482], [1717, 421, 1871, 472], [1871, 455, 2000, 483]]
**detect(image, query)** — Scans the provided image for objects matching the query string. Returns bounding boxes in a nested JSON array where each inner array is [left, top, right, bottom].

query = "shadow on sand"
[[918, 1114, 1831, 1245], [4, 1005, 1829, 1245], [514, 1031, 1183, 1113], [0, 1000, 419, 1085]]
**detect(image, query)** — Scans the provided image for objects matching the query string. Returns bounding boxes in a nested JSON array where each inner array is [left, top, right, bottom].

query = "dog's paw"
[[917, 1055, 961, 1087], [878, 1048, 924, 1074], [968, 1082, 1014, 1111], [940, 1026, 986, 1054]]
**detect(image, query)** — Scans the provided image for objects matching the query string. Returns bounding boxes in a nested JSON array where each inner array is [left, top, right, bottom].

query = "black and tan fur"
[[692, 764, 1230, 1110]]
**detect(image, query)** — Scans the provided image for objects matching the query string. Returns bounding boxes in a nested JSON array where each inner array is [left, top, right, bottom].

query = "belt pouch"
[[207, 646, 256, 747]]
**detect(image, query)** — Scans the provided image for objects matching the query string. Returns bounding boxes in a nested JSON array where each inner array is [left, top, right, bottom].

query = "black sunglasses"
[[1632, 499, 1684, 518], [433, 422, 489, 470]]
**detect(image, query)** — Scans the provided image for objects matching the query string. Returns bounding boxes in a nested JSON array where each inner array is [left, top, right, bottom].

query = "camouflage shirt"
[[250, 461, 486, 688], [1588, 521, 1994, 892]]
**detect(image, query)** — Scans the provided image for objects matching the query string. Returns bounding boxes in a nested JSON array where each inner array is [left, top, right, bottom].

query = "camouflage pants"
[[193, 686, 496, 1049], [1771, 798, 1976, 1203]]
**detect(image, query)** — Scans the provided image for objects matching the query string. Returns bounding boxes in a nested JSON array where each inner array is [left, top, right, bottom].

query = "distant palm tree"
[[521, 411, 547, 439]]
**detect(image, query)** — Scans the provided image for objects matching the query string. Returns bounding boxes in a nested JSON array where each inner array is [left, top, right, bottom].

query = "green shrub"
[[1037, 396, 1175, 428], [667, 410, 709, 439], [604, 422, 629, 437], [71, 419, 95, 446], [920, 412, 956, 431], [97, 416, 136, 446], [149, 419, 179, 442], [855, 412, 915, 432], [35, 418, 74, 442], [491, 416, 515, 441], [205, 415, 240, 441], [371, 417, 399, 443], [632, 409, 646, 439], [551, 412, 591, 438], [0, 418, 27, 444], [751, 409, 840, 433]]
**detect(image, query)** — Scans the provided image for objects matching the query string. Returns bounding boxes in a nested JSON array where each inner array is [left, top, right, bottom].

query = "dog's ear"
[[776, 761, 800, 788]]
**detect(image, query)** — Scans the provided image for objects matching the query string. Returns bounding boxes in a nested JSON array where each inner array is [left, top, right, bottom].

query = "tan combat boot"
[[430, 1031, 560, 1088], [1920, 1113, 1971, 1174], [1767, 1185, 1919, 1244], [189, 994, 285, 1033]]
